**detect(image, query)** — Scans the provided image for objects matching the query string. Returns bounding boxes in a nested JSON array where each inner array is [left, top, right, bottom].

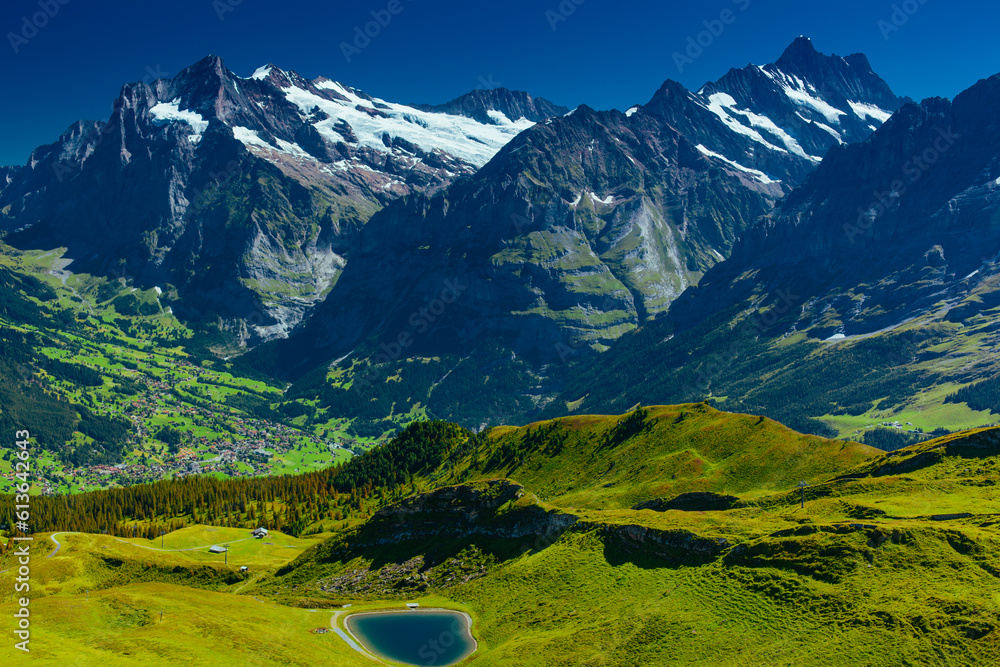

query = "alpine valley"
[[3, 34, 1000, 667]]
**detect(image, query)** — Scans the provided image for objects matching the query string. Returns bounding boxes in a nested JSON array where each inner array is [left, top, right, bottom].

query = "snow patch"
[[149, 99, 208, 144], [280, 82, 535, 168], [232, 126, 316, 163], [814, 122, 843, 143], [274, 137, 314, 160], [232, 126, 273, 150], [695, 144, 778, 185], [779, 75, 846, 124], [589, 192, 613, 205], [323, 161, 351, 175], [486, 109, 519, 125], [250, 65, 272, 80], [848, 101, 892, 123], [625, 106, 639, 118], [705, 93, 819, 161]]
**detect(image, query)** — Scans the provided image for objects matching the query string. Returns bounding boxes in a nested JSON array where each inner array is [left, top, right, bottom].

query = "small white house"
[[239, 566, 249, 572], [251, 527, 269, 539], [406, 603, 420, 609], [208, 545, 227, 554]]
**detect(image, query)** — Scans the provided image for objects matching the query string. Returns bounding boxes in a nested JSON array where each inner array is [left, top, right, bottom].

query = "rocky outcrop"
[[356, 481, 732, 565], [0, 56, 559, 344], [414, 88, 569, 126], [354, 480, 578, 548], [632, 492, 742, 512], [669, 73, 1000, 338], [268, 39, 903, 421], [602, 523, 729, 561]]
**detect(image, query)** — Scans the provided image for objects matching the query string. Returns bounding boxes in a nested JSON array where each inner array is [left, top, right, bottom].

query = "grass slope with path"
[[4, 407, 1000, 664], [262, 410, 1000, 665]]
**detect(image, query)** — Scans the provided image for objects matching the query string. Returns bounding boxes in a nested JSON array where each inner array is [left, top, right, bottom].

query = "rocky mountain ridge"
[[262, 39, 903, 428], [549, 72, 1000, 437], [0, 56, 563, 342]]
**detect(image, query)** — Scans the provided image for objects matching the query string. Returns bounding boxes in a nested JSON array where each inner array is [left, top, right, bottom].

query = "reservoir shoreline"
[[341, 607, 477, 666]]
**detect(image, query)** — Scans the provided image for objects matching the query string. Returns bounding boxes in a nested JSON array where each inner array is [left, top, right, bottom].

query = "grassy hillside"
[[4, 409, 1000, 664], [257, 418, 1000, 665], [0, 581, 372, 666], [0, 526, 360, 666], [550, 279, 1000, 442], [0, 243, 395, 494], [453, 404, 877, 509]]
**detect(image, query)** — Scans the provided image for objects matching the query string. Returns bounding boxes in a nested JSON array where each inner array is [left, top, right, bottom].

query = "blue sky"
[[1, 0, 997, 166]]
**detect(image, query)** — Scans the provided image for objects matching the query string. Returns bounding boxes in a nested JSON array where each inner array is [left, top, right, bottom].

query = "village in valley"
[[0, 277, 374, 495]]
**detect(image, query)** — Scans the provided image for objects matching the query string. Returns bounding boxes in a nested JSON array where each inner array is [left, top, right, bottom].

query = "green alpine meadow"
[[3, 5, 1000, 664]]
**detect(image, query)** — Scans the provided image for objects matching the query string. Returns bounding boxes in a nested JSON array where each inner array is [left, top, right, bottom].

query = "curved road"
[[44, 532, 255, 555], [48, 531, 80, 557], [1, 532, 259, 577], [329, 610, 385, 664], [0, 532, 80, 574]]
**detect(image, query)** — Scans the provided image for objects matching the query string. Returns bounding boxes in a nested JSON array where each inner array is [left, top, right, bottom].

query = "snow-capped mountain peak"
[[135, 56, 566, 202], [0, 54, 569, 344], [641, 38, 904, 188]]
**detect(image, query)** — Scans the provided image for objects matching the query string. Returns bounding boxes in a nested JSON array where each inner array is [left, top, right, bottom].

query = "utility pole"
[[161, 530, 166, 548], [797, 481, 809, 509], [159, 611, 163, 623]]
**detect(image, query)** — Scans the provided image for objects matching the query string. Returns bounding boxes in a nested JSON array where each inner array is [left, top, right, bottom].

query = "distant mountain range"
[[551, 71, 1000, 439], [0, 55, 564, 343], [15, 38, 985, 436], [253, 37, 904, 426]]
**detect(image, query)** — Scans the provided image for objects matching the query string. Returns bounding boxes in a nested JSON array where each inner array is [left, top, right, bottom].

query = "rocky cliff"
[[0, 56, 562, 343]]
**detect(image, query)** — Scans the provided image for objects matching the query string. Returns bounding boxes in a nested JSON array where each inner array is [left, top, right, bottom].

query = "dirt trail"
[[49, 258, 94, 315]]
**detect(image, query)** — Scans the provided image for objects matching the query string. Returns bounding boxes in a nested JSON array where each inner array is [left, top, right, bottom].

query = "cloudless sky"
[[1, 0, 998, 166]]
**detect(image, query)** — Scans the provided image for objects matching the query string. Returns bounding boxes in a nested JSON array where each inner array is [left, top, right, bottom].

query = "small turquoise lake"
[[345, 610, 476, 666]]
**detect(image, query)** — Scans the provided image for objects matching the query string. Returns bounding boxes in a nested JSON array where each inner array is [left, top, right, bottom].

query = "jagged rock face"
[[0, 40, 901, 360], [643, 36, 903, 187], [669, 73, 1000, 339], [351, 481, 578, 548], [278, 40, 902, 372], [0, 165, 18, 190], [548, 73, 1000, 434], [603, 524, 727, 561], [283, 105, 775, 370], [414, 88, 570, 126], [0, 56, 561, 343]]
